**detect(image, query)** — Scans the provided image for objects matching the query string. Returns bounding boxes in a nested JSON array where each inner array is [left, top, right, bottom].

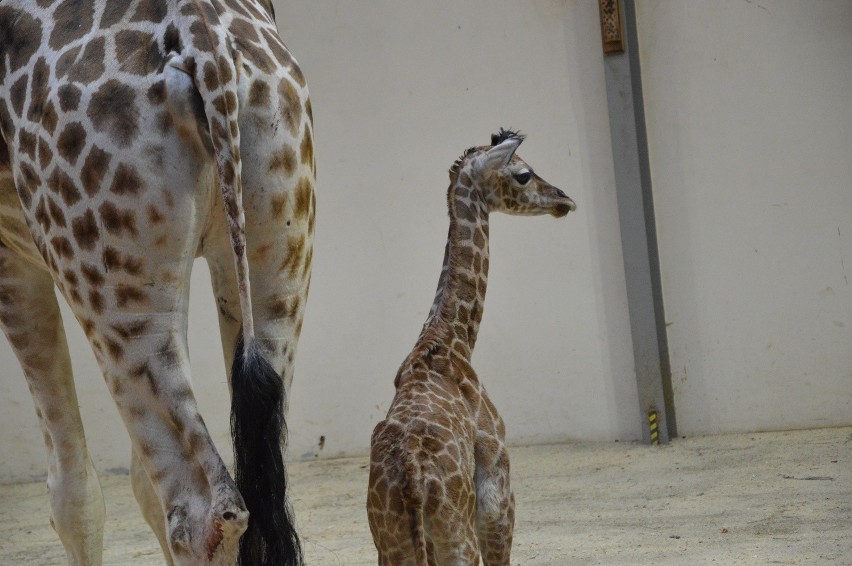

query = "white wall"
[[0, 1, 639, 482], [637, 1, 852, 434]]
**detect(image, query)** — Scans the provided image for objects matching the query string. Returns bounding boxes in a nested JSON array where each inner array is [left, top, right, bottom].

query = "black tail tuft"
[[231, 332, 302, 566]]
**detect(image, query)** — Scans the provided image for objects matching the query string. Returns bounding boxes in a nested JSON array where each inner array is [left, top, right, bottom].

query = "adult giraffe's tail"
[[182, 3, 301, 565]]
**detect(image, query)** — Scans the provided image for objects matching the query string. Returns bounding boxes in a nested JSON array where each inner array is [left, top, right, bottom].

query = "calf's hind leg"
[[474, 444, 515, 566]]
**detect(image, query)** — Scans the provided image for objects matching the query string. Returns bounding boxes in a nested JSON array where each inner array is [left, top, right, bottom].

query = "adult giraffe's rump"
[[0, 1, 315, 565]]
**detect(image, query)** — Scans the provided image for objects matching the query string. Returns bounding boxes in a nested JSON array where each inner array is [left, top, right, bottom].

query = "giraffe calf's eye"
[[513, 171, 531, 185]]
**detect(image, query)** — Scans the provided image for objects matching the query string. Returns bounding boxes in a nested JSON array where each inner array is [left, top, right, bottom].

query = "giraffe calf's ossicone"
[[368, 130, 576, 565], [0, 1, 315, 565]]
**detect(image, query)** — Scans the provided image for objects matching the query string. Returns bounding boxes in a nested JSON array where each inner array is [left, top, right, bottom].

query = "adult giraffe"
[[0, 1, 315, 564]]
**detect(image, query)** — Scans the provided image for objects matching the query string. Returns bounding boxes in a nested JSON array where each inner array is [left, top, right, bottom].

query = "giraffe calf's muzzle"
[[552, 191, 577, 217]]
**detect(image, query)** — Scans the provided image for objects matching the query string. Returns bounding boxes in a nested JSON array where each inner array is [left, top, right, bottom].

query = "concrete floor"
[[0, 427, 849, 565]]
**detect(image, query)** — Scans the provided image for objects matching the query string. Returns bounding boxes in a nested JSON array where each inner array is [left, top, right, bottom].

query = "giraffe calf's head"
[[468, 129, 577, 217]]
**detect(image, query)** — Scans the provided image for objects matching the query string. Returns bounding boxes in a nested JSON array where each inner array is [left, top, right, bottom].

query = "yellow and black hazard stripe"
[[649, 410, 659, 445]]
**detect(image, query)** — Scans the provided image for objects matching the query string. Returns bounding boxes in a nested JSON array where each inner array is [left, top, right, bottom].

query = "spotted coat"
[[0, 1, 315, 565], [367, 132, 576, 565]]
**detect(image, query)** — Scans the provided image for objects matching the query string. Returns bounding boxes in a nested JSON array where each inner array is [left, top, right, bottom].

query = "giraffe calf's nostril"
[[555, 189, 568, 199], [222, 511, 237, 521]]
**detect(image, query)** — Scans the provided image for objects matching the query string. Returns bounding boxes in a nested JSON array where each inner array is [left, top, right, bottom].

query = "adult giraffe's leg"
[[204, 165, 314, 565], [17, 127, 250, 565], [204, 64, 315, 562], [0, 245, 105, 566], [206, 167, 315, 398], [225, 66, 316, 394], [206, 79, 316, 405], [130, 449, 174, 566], [75, 282, 248, 566], [207, 256, 240, 377]]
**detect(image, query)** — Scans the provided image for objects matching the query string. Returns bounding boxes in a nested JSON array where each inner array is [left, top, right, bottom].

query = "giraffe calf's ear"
[[475, 137, 522, 172]]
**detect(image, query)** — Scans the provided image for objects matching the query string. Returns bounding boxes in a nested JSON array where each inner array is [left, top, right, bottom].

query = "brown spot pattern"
[[163, 23, 182, 53], [267, 295, 300, 320], [278, 78, 301, 136], [57, 84, 82, 112], [212, 93, 233, 116], [0, 8, 42, 81], [46, 197, 67, 228], [81, 146, 111, 196], [71, 209, 100, 250], [27, 57, 50, 123], [54, 45, 82, 79], [115, 285, 147, 307], [100, 0, 130, 28], [57, 122, 87, 166], [155, 336, 180, 370], [300, 126, 313, 166], [0, 133, 8, 169], [98, 202, 137, 237], [110, 319, 151, 339], [293, 176, 312, 219], [88, 80, 140, 147], [229, 18, 259, 43], [47, 167, 82, 206], [88, 289, 104, 313], [216, 55, 233, 84], [131, 0, 167, 23], [49, 0, 95, 50], [235, 37, 274, 73], [270, 193, 287, 219], [17, 129, 36, 160], [81, 263, 105, 287], [268, 145, 296, 176], [15, 162, 40, 207], [129, 363, 157, 397], [189, 19, 217, 51], [223, 0, 253, 19], [248, 80, 270, 107], [63, 269, 79, 287], [34, 197, 51, 230], [278, 234, 305, 277], [50, 236, 74, 259], [262, 28, 295, 71], [102, 246, 144, 276], [37, 137, 53, 168], [116, 31, 163, 75], [41, 102, 58, 135], [69, 37, 106, 84], [9, 75, 28, 118], [109, 163, 144, 195], [147, 81, 166, 105], [147, 205, 164, 224]]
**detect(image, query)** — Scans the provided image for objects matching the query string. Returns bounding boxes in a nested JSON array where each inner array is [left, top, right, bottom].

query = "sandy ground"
[[0, 427, 849, 565]]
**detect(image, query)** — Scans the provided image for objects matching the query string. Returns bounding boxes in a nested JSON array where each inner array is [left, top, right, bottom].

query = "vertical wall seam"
[[600, 0, 677, 443], [622, 0, 677, 440]]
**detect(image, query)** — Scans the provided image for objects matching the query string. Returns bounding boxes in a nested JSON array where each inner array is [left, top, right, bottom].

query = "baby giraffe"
[[368, 129, 576, 565]]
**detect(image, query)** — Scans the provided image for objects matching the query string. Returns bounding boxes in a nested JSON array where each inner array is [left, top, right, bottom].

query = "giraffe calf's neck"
[[368, 129, 576, 565]]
